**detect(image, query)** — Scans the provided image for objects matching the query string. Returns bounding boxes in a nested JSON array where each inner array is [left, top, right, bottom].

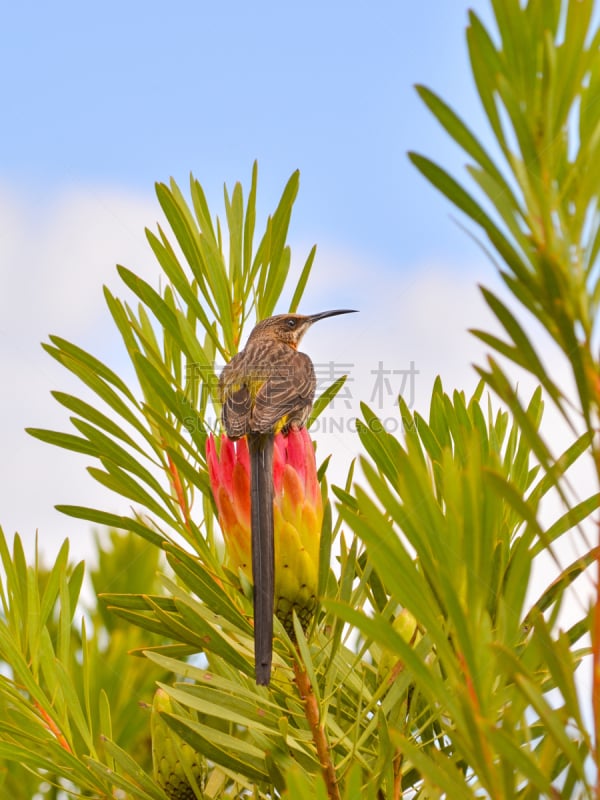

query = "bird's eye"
[[286, 318, 297, 329]]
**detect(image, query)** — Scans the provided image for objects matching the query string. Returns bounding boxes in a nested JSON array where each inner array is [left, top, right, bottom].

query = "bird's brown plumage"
[[219, 310, 356, 684], [221, 337, 316, 438]]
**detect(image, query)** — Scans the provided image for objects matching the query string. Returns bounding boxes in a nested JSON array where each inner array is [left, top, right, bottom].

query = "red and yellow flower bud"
[[206, 428, 323, 635], [206, 433, 252, 577]]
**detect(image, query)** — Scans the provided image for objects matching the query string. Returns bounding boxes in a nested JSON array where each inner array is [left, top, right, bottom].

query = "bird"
[[219, 309, 356, 684]]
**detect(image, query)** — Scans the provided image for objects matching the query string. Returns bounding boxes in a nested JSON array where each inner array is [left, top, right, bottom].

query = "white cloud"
[[0, 185, 159, 335], [0, 184, 160, 564]]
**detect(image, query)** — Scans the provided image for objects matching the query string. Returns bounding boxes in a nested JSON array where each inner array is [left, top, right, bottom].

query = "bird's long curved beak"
[[308, 309, 358, 324]]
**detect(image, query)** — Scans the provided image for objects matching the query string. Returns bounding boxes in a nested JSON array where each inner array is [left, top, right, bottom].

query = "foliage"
[[409, 0, 600, 790], [0, 527, 172, 799], [410, 0, 600, 452], [0, 0, 598, 797], [333, 386, 595, 797]]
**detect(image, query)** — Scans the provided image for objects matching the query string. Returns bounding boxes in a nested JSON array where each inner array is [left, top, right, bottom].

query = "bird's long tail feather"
[[249, 433, 274, 685]]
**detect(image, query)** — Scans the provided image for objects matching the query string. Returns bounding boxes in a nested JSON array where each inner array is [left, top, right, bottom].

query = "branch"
[[293, 659, 341, 800]]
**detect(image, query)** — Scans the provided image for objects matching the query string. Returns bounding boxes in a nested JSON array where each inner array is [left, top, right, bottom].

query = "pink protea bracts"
[[206, 427, 323, 635], [206, 433, 252, 576]]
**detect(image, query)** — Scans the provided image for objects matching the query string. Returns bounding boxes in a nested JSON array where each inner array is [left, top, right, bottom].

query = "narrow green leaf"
[[542, 493, 600, 548], [86, 464, 177, 528], [46, 335, 136, 400], [117, 265, 180, 342], [416, 85, 515, 201], [189, 174, 218, 244], [466, 11, 506, 150], [38, 538, 70, 627], [225, 179, 244, 285], [289, 245, 317, 313], [408, 152, 531, 284], [51, 391, 148, 454], [162, 683, 275, 736], [293, 615, 321, 707], [87, 742, 169, 800], [164, 544, 252, 633], [145, 227, 225, 358], [26, 427, 98, 457], [242, 162, 258, 281], [526, 548, 598, 620], [52, 659, 96, 755], [308, 376, 347, 426], [165, 714, 269, 783], [54, 507, 164, 547], [479, 287, 567, 417]]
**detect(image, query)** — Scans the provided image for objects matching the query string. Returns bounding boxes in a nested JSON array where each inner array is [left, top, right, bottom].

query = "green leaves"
[[412, 6, 600, 789], [29, 164, 326, 565], [24, 164, 378, 797], [334, 383, 596, 797], [0, 527, 171, 799], [415, 0, 600, 430], [19, 6, 600, 788]]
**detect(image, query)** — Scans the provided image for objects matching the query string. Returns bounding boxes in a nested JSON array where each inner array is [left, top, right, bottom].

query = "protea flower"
[[151, 687, 207, 800], [206, 427, 323, 636]]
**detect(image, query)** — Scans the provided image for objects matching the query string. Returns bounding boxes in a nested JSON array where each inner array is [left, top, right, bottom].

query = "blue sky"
[[1, 1, 491, 265], [1, 1, 514, 559]]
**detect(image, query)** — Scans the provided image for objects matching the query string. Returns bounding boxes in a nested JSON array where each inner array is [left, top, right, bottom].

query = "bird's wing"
[[251, 351, 316, 433], [220, 353, 253, 439], [221, 384, 253, 439]]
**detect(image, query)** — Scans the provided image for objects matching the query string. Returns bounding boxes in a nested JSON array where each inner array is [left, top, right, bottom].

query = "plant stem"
[[166, 451, 191, 529], [293, 659, 341, 800]]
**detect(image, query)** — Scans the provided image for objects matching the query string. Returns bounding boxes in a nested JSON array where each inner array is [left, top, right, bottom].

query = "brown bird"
[[219, 310, 356, 684]]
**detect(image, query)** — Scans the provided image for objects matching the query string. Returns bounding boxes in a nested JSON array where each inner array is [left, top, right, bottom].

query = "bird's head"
[[247, 309, 357, 348]]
